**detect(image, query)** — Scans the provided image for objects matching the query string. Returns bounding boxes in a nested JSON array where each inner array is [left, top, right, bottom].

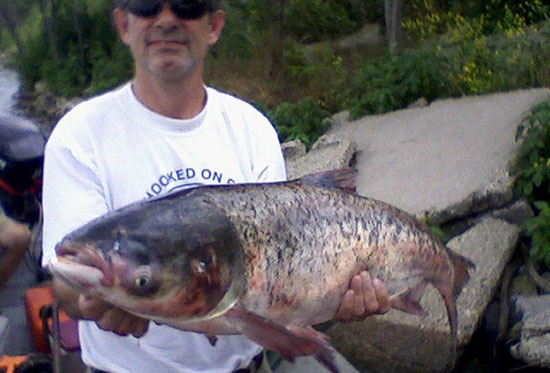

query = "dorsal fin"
[[296, 168, 357, 193]]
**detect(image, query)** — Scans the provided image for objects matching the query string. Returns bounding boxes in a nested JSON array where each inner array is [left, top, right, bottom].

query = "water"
[[0, 64, 20, 114]]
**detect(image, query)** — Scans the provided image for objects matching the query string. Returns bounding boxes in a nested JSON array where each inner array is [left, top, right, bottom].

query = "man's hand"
[[334, 271, 391, 321], [78, 295, 149, 338], [53, 277, 149, 338]]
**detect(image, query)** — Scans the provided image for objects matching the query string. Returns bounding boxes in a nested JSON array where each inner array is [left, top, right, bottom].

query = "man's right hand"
[[53, 277, 149, 338]]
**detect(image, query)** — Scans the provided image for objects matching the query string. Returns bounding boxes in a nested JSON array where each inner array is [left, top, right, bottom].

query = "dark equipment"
[[0, 113, 45, 226]]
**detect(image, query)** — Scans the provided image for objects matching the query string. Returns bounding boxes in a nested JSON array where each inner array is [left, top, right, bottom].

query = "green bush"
[[512, 100, 550, 267], [285, 0, 360, 43], [524, 201, 550, 267], [269, 97, 331, 148], [344, 7, 549, 120], [87, 39, 133, 96], [8, 0, 127, 98], [345, 48, 449, 118], [513, 101, 550, 200], [404, 0, 549, 96]]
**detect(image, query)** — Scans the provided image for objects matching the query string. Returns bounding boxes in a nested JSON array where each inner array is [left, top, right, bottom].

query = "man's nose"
[[154, 2, 179, 25]]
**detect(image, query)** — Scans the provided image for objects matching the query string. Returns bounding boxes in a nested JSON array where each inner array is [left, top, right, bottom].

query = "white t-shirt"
[[42, 83, 287, 373]]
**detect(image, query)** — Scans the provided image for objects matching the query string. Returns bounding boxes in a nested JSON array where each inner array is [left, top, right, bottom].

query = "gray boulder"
[[510, 295, 550, 367], [284, 134, 356, 180]]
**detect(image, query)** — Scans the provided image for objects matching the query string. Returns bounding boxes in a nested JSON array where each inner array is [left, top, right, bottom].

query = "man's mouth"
[[148, 39, 188, 47]]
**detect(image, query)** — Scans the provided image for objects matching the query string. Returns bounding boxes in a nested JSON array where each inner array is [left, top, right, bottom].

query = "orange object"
[[24, 283, 80, 353], [0, 355, 28, 373]]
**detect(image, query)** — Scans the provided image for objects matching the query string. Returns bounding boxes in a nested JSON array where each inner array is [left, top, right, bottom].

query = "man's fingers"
[[335, 271, 391, 322], [337, 290, 355, 321], [360, 271, 380, 316], [373, 278, 391, 313], [78, 295, 148, 336], [113, 313, 146, 337], [97, 307, 126, 333], [78, 294, 110, 320], [131, 318, 149, 338], [351, 275, 366, 317]]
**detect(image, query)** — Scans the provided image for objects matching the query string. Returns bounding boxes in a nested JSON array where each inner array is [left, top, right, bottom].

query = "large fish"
[[49, 168, 474, 373]]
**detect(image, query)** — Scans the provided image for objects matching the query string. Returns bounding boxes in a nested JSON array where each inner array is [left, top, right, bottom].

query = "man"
[[42, 1, 389, 372]]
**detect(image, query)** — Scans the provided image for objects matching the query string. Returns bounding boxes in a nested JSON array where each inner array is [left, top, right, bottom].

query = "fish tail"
[[449, 249, 475, 298], [441, 249, 475, 352], [440, 287, 459, 352]]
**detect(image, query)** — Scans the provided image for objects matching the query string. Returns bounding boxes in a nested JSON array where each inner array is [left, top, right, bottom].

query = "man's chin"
[[153, 59, 198, 79]]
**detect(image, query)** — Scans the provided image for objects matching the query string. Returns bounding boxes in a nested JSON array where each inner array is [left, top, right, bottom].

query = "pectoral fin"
[[225, 307, 339, 373]]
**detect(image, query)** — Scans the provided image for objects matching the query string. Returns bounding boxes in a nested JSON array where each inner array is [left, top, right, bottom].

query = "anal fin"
[[391, 282, 428, 317], [225, 307, 339, 373]]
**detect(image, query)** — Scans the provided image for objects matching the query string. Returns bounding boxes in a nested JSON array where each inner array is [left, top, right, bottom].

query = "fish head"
[[50, 196, 245, 322]]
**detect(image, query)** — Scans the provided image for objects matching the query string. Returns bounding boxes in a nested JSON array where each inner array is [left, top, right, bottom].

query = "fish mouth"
[[51, 242, 114, 290]]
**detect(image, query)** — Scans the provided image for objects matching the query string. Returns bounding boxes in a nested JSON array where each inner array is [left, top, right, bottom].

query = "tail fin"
[[441, 249, 475, 352], [449, 250, 475, 298]]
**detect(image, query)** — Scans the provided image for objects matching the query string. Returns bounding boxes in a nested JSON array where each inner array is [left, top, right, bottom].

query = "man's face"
[[114, 2, 224, 83]]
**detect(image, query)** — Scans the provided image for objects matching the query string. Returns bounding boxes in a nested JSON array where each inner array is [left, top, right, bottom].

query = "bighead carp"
[[49, 168, 474, 373]]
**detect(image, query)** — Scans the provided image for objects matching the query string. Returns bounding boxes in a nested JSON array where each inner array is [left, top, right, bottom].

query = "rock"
[[281, 140, 307, 161], [407, 97, 429, 109], [510, 273, 539, 297], [329, 111, 351, 128], [328, 218, 521, 372], [327, 89, 550, 225], [510, 295, 550, 368], [444, 198, 534, 237], [284, 134, 356, 180]]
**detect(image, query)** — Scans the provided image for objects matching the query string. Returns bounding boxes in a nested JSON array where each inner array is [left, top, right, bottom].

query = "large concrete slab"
[[328, 89, 550, 224]]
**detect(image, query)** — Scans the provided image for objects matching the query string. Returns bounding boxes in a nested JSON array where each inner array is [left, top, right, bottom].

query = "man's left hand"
[[334, 271, 391, 322]]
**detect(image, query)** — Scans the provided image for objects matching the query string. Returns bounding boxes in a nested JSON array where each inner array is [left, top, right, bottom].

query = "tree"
[[385, 0, 404, 53], [271, 0, 287, 77], [38, 0, 61, 63]]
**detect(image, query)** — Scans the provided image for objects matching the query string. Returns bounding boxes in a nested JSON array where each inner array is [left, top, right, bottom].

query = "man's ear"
[[113, 8, 131, 46], [208, 10, 226, 46]]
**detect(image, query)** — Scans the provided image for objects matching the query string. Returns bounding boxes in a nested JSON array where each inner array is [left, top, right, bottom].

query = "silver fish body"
[[50, 169, 473, 372]]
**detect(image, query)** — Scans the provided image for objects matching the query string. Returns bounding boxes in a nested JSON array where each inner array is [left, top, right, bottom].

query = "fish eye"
[[197, 261, 208, 273], [135, 275, 151, 288], [192, 258, 210, 275], [132, 266, 155, 293]]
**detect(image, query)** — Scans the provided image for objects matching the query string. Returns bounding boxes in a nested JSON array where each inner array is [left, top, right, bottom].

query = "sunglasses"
[[123, 0, 213, 20]]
